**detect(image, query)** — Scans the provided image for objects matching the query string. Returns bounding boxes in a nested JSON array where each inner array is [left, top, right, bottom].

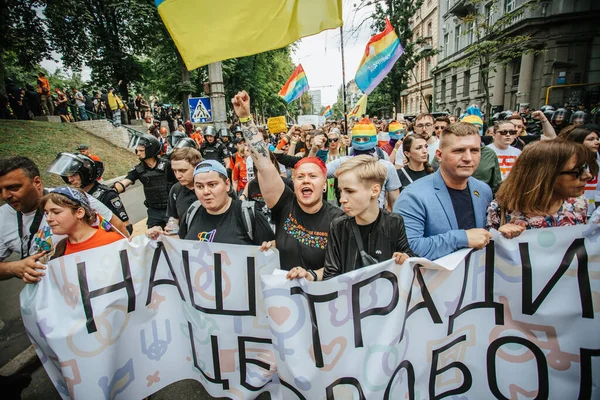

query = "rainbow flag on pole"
[[322, 105, 332, 118], [279, 64, 309, 103], [355, 18, 404, 95]]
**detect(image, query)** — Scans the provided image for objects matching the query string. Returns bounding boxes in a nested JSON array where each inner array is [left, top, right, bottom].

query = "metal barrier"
[[81, 110, 147, 147], [545, 82, 600, 108]]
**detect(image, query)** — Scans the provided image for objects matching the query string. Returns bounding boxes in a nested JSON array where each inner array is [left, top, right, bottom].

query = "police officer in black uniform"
[[47, 153, 132, 233], [219, 127, 236, 155], [200, 126, 231, 169], [113, 134, 176, 228]]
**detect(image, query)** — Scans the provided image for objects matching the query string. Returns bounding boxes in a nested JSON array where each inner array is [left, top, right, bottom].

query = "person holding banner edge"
[[231, 90, 344, 279]]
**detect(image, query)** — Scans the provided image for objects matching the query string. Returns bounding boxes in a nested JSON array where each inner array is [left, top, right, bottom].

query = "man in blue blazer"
[[393, 122, 493, 260]]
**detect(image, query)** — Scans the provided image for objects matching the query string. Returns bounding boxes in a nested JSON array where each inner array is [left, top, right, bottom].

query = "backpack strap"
[[50, 238, 68, 260], [240, 200, 255, 241], [185, 200, 202, 231], [399, 167, 413, 183]]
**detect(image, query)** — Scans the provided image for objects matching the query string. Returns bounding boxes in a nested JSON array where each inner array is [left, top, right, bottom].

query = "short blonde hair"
[[439, 122, 479, 148], [335, 155, 386, 187]]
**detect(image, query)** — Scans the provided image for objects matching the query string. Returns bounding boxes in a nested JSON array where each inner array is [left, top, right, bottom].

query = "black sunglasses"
[[497, 130, 518, 136], [559, 164, 589, 179], [328, 138, 339, 143]]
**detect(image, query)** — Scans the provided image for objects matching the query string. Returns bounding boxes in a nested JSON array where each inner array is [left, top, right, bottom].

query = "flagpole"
[[340, 26, 349, 135]]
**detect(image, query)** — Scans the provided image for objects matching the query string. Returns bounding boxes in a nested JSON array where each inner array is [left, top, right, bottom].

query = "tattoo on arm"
[[250, 141, 268, 159], [242, 125, 259, 141]]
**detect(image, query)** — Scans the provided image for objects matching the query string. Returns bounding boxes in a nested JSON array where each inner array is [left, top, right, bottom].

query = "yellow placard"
[[267, 116, 287, 134]]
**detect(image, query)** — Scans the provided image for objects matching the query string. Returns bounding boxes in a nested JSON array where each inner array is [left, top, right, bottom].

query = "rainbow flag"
[[279, 64, 309, 103], [355, 18, 404, 95], [322, 105, 332, 118], [156, 0, 343, 70], [97, 214, 112, 231]]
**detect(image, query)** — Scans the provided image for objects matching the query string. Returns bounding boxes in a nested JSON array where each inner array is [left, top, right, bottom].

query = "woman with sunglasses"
[[487, 120, 522, 180], [558, 125, 599, 216], [486, 140, 592, 238], [42, 187, 125, 260]]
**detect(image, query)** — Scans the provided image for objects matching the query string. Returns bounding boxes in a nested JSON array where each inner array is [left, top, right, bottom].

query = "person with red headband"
[[231, 91, 344, 279]]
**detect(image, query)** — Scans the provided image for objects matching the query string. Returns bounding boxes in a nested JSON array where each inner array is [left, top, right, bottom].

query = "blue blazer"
[[393, 170, 492, 260]]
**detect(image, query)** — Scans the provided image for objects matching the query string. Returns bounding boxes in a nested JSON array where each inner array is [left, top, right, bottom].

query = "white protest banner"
[[261, 224, 600, 398], [297, 115, 325, 128], [21, 237, 281, 399], [21, 225, 600, 399]]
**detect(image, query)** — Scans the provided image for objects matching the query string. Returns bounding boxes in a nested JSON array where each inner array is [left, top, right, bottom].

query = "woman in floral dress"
[[486, 140, 593, 238]]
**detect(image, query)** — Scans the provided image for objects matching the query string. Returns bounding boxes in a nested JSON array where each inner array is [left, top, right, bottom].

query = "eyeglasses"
[[415, 123, 433, 129], [559, 164, 589, 179], [496, 130, 518, 136], [328, 138, 339, 143]]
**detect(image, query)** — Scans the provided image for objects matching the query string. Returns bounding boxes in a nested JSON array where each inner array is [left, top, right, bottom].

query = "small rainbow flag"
[[97, 214, 113, 231], [279, 64, 309, 103], [322, 105, 332, 118], [355, 18, 404, 95]]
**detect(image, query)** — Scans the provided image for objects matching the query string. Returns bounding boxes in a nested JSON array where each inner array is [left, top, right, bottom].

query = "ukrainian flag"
[[156, 0, 343, 71]]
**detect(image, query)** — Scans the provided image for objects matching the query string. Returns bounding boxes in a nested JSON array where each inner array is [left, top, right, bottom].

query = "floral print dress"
[[486, 195, 588, 230]]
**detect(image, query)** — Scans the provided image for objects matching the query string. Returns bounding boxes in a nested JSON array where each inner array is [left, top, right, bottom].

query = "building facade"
[[308, 89, 322, 115], [432, 0, 600, 118], [401, 0, 440, 116]]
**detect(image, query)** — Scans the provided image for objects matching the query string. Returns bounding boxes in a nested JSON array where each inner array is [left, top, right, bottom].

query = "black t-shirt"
[[166, 183, 197, 219], [271, 186, 344, 271], [447, 185, 475, 230], [200, 142, 230, 165], [247, 177, 294, 209], [397, 167, 430, 190], [180, 200, 274, 245]]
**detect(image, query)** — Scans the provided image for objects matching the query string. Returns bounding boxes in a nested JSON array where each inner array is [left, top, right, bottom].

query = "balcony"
[[416, 37, 434, 54], [447, 0, 476, 18]]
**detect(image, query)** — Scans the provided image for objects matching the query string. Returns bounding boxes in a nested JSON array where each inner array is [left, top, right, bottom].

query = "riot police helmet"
[[48, 153, 98, 187], [134, 134, 162, 159], [173, 137, 198, 150], [569, 110, 590, 126]]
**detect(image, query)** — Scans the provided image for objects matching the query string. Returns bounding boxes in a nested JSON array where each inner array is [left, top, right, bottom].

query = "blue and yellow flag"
[[156, 0, 343, 70]]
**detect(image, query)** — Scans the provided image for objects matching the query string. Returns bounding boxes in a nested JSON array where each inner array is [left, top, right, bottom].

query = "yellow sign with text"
[[267, 116, 287, 134]]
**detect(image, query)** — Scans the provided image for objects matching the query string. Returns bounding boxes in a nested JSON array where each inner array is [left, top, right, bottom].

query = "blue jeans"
[[78, 106, 88, 120]]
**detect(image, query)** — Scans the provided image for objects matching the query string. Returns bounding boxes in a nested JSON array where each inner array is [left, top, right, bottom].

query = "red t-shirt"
[[232, 160, 248, 191], [64, 229, 124, 256]]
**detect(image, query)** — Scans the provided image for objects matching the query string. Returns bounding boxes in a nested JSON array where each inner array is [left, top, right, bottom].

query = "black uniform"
[[88, 182, 129, 222], [200, 141, 230, 166], [166, 183, 197, 220], [125, 157, 176, 228]]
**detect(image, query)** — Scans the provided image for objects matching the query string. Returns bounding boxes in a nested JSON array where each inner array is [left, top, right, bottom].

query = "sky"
[[40, 0, 376, 106], [292, 1, 376, 106]]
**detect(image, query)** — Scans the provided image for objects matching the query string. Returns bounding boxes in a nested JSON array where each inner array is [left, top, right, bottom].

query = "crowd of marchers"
[[0, 90, 598, 287]]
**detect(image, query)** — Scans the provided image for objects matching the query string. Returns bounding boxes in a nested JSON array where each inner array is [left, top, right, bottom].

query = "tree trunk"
[[177, 51, 191, 121]]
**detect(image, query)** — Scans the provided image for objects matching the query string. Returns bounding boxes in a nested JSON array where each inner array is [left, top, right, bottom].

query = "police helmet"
[[219, 128, 232, 138], [135, 134, 162, 159], [203, 126, 217, 137], [551, 108, 572, 126], [569, 110, 590, 126], [167, 131, 186, 147], [48, 153, 98, 187], [173, 137, 198, 150]]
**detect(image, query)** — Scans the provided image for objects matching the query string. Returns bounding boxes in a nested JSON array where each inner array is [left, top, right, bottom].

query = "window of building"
[[512, 57, 521, 87], [415, 64, 420, 82], [485, 2, 493, 30], [478, 71, 486, 94], [426, 58, 431, 78], [451, 75, 457, 98], [441, 79, 446, 101], [444, 33, 449, 57], [427, 21, 432, 37], [455, 24, 462, 52], [468, 21, 475, 45], [463, 70, 471, 96], [505, 0, 515, 13]]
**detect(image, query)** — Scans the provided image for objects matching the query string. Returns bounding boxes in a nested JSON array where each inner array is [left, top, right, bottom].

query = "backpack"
[[184, 200, 256, 241]]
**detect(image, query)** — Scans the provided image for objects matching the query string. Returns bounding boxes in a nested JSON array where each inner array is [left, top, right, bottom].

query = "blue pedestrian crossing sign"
[[188, 97, 213, 123]]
